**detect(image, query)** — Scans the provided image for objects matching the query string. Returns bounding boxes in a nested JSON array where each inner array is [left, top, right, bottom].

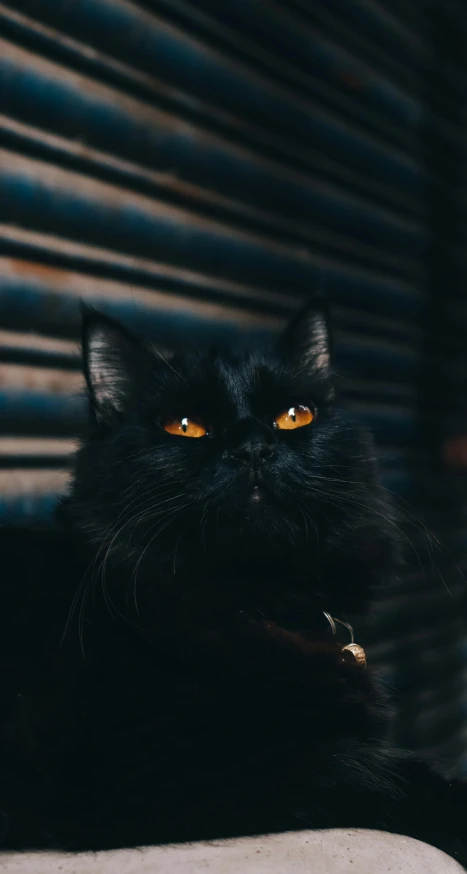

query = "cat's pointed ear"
[[280, 296, 332, 375], [81, 306, 143, 422]]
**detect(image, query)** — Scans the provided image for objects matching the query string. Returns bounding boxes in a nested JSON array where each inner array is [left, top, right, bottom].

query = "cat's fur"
[[0, 300, 466, 862]]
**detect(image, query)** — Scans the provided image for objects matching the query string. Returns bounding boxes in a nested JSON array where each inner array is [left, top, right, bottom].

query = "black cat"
[[0, 300, 465, 863]]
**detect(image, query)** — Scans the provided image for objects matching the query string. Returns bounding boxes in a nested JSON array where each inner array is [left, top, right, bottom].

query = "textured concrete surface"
[[0, 829, 463, 873]]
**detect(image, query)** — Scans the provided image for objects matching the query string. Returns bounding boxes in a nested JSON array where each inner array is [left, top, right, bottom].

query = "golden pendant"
[[341, 642, 367, 667]]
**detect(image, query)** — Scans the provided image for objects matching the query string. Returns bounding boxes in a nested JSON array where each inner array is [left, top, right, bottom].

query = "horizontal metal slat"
[[0, 3, 419, 217], [0, 230, 427, 355], [0, 149, 322, 295], [335, 331, 420, 380], [340, 378, 416, 406], [0, 437, 76, 456], [0, 257, 281, 345], [0, 390, 85, 436], [351, 402, 417, 443], [0, 123, 422, 290], [285, 0, 466, 159], [0, 38, 425, 257], [0, 225, 297, 317], [334, 304, 421, 345], [0, 113, 422, 276], [290, 0, 423, 77], [0, 153, 424, 313], [280, 0, 421, 94], [0, 328, 78, 368], [0, 468, 70, 525], [249, 0, 466, 161], [169, 0, 419, 127], [142, 0, 420, 149], [0, 364, 82, 393], [377, 0, 424, 32], [0, 437, 76, 467], [0, 267, 424, 398], [1, 1, 423, 193]]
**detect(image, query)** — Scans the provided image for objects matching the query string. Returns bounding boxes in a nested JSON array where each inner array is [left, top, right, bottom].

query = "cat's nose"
[[229, 443, 274, 466], [225, 420, 275, 466]]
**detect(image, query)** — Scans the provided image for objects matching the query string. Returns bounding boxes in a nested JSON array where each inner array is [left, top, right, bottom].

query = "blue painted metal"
[[0, 155, 424, 312], [0, 266, 422, 346], [272, 3, 422, 104], [0, 45, 425, 257], [0, 2, 420, 219], [0, 228, 298, 318], [157, 0, 420, 134], [315, 0, 422, 61], [0, 275, 276, 346], [0, 390, 85, 436], [0, 494, 61, 526], [3, 0, 423, 192]]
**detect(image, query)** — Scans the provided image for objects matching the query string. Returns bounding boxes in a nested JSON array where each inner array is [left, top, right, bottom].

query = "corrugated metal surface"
[[2, 0, 467, 769]]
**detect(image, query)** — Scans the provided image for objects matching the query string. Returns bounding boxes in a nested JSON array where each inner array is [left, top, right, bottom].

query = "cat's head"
[[67, 299, 396, 637]]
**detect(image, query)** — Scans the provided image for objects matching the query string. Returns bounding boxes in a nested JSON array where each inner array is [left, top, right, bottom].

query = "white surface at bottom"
[[0, 829, 464, 873]]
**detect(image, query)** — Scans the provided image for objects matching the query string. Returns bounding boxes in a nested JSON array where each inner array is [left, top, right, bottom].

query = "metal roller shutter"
[[1, 0, 467, 770]]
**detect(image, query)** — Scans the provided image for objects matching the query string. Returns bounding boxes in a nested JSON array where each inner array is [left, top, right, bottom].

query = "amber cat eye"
[[274, 405, 314, 430], [163, 416, 207, 438]]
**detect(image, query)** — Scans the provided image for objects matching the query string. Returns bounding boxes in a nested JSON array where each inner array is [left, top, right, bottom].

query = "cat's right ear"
[[81, 306, 143, 424], [279, 295, 332, 376]]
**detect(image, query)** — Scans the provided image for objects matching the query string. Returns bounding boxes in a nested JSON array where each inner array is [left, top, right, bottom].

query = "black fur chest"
[[5, 638, 385, 812]]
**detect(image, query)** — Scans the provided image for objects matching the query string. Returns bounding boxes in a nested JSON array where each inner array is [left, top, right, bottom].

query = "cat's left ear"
[[280, 296, 332, 375], [81, 306, 145, 423]]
